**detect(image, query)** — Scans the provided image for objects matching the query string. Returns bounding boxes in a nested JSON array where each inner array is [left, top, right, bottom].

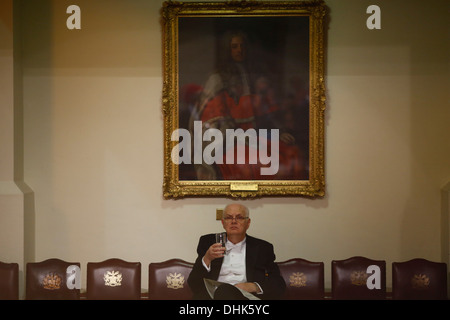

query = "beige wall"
[[1, 0, 449, 297]]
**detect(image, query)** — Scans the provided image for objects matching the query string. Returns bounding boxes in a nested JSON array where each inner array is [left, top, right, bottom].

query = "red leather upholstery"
[[392, 258, 447, 300], [277, 258, 325, 299], [148, 259, 194, 300], [26, 258, 80, 300], [0, 262, 19, 300], [86, 258, 141, 300], [331, 256, 386, 299]]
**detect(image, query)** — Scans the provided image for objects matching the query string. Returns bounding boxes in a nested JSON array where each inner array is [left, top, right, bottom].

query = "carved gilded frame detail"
[[162, 1, 327, 198]]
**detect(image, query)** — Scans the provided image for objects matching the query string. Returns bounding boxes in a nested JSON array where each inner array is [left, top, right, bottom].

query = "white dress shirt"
[[202, 237, 263, 294], [218, 238, 247, 285]]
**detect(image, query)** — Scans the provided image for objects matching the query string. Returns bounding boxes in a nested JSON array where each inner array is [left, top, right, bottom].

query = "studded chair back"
[[392, 258, 447, 300], [148, 259, 194, 300], [331, 256, 386, 300], [0, 262, 19, 300], [277, 258, 325, 299], [26, 258, 80, 300], [86, 258, 141, 300]]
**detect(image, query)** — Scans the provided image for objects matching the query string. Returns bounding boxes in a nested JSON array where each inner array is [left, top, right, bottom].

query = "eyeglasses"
[[223, 215, 249, 222]]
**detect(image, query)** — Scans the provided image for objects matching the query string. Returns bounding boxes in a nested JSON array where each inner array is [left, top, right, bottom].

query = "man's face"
[[230, 36, 246, 62], [221, 204, 251, 238]]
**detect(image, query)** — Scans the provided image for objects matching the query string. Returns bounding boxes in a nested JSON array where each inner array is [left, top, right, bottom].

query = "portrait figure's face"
[[230, 35, 246, 62]]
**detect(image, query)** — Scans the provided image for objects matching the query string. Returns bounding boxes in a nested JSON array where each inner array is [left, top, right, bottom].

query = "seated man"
[[187, 203, 286, 300]]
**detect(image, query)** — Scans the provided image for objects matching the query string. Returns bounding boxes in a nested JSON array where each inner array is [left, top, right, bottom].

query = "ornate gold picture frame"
[[162, 0, 326, 198]]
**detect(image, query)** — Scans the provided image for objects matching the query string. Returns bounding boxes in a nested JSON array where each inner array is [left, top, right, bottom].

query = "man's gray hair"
[[223, 203, 249, 218]]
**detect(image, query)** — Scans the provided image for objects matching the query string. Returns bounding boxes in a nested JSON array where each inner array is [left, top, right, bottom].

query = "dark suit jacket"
[[187, 233, 286, 300]]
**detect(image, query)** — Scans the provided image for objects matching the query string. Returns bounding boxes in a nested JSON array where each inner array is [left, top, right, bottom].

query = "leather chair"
[[331, 256, 386, 299], [0, 262, 19, 300], [392, 258, 447, 300], [148, 259, 194, 300], [26, 258, 81, 300], [86, 258, 141, 300], [277, 258, 325, 299]]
